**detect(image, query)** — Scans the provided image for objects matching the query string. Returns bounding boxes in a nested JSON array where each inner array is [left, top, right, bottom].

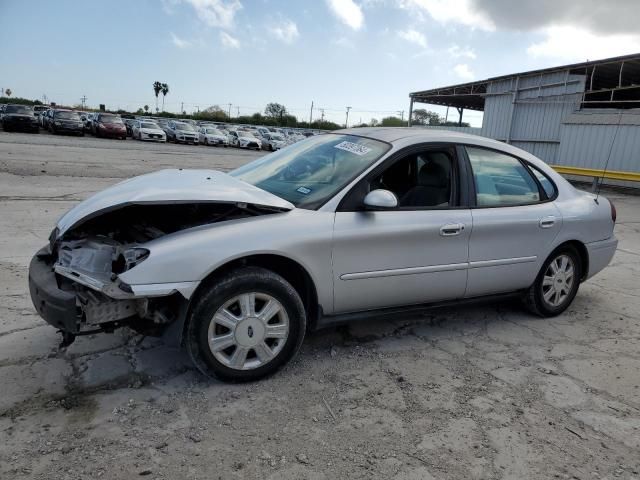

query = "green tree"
[[161, 83, 169, 111], [264, 102, 287, 120], [5, 88, 12, 97], [153, 81, 162, 112], [412, 108, 442, 126], [380, 116, 405, 127], [144, 105, 149, 113]]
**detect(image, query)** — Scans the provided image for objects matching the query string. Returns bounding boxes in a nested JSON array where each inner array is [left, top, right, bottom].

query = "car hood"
[[55, 169, 294, 236], [141, 128, 164, 134]]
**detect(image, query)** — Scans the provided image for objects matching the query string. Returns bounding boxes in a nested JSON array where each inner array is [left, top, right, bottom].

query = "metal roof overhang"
[[410, 52, 640, 111]]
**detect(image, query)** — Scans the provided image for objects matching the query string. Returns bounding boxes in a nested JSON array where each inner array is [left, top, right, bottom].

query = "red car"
[[91, 113, 126, 139]]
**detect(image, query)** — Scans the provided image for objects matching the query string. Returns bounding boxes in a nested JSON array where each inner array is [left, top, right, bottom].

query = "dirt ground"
[[0, 131, 639, 480]]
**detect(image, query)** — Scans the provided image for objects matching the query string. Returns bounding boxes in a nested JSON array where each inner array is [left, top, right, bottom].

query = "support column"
[[408, 98, 414, 127], [456, 107, 464, 126]]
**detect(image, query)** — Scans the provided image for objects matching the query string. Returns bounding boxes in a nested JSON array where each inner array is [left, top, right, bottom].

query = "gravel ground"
[[0, 130, 639, 480]]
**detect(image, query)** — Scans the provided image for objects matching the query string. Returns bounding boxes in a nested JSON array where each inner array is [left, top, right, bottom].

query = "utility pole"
[[228, 103, 232, 118], [309, 101, 314, 126], [180, 102, 184, 114], [81, 95, 87, 109], [320, 109, 325, 122], [195, 105, 200, 113], [397, 110, 404, 121], [345, 106, 351, 128], [237, 106, 240, 117]]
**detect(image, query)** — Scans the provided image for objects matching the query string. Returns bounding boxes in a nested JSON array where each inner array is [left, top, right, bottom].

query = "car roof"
[[338, 127, 509, 148]]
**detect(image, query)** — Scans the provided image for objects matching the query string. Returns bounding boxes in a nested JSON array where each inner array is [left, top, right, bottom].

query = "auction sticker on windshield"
[[334, 141, 372, 156]]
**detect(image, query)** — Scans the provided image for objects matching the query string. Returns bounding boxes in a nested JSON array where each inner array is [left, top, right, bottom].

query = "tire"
[[186, 267, 307, 382], [524, 245, 582, 317]]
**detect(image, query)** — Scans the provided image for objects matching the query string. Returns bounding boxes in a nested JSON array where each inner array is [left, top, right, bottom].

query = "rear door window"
[[466, 147, 542, 207]]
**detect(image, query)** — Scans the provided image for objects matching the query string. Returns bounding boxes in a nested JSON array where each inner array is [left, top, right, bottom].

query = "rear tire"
[[524, 245, 582, 317], [186, 267, 306, 382]]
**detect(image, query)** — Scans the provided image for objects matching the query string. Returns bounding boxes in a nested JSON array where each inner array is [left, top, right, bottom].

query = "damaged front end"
[[29, 201, 284, 347]]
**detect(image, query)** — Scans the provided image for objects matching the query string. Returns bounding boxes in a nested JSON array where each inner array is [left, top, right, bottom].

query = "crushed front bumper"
[[28, 247, 81, 333]]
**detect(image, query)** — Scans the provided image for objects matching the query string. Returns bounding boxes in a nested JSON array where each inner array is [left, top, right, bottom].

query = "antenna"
[[595, 110, 623, 200]]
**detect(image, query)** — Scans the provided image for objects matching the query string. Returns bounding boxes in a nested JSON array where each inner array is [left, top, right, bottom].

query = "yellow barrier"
[[551, 165, 640, 183]]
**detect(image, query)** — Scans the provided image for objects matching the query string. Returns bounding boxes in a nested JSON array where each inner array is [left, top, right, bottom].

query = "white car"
[[229, 130, 262, 150], [199, 127, 229, 147], [132, 121, 166, 142], [262, 133, 287, 151]]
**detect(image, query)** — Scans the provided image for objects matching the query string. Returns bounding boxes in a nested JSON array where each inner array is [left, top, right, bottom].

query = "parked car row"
[[1, 104, 322, 148]]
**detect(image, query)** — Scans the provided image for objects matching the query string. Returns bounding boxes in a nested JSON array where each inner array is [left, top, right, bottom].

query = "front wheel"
[[524, 245, 582, 317], [186, 267, 306, 382]]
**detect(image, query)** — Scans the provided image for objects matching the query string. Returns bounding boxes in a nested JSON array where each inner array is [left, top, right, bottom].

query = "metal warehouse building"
[[408, 53, 640, 186]]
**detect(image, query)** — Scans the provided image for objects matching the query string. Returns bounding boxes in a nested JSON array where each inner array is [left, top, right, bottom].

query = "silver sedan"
[[28, 128, 618, 381]]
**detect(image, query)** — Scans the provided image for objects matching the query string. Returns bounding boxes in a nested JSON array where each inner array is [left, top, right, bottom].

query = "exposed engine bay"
[[47, 202, 276, 342]]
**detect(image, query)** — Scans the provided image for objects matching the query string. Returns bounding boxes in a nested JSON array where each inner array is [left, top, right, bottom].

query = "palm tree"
[[153, 81, 162, 112], [161, 83, 169, 112], [144, 105, 149, 113], [5, 88, 12, 98]]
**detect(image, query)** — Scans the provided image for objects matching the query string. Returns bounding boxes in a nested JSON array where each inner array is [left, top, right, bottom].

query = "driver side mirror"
[[363, 189, 398, 210]]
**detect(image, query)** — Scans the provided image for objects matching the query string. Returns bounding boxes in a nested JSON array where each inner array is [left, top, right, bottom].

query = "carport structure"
[[408, 53, 640, 186]]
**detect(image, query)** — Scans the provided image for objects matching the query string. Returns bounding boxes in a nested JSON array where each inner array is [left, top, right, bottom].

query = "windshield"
[[55, 111, 80, 120], [271, 134, 284, 141], [206, 128, 223, 135], [239, 131, 255, 138], [141, 122, 158, 129], [5, 105, 33, 114], [99, 114, 122, 124], [175, 123, 194, 131], [231, 134, 390, 209]]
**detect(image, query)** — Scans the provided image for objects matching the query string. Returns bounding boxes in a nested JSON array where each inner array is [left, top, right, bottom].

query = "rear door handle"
[[539, 216, 556, 228], [440, 223, 465, 236]]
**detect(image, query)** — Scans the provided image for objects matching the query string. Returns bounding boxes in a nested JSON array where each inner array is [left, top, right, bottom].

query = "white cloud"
[[184, 0, 242, 29], [170, 32, 192, 48], [448, 44, 476, 59], [332, 36, 356, 49], [268, 18, 299, 44], [220, 31, 240, 48], [326, 0, 364, 31], [399, 0, 494, 31], [453, 63, 474, 80], [397, 28, 427, 48], [527, 25, 640, 61]]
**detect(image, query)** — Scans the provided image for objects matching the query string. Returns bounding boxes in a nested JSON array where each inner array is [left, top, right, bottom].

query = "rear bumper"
[[28, 247, 80, 333], [585, 236, 618, 279]]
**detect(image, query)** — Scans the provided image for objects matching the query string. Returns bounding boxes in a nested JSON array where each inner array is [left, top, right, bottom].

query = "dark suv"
[[49, 110, 84, 136], [1, 105, 39, 133]]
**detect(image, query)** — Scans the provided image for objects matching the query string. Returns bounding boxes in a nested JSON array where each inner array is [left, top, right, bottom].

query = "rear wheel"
[[524, 246, 581, 317], [186, 267, 306, 382]]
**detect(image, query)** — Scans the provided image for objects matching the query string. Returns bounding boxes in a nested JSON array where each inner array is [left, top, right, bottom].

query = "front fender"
[[118, 209, 336, 312]]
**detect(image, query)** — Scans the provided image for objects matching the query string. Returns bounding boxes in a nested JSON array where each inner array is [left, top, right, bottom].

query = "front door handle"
[[440, 223, 465, 236], [539, 216, 556, 229]]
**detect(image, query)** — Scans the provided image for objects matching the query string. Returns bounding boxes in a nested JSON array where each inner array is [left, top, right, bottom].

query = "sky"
[[1, 0, 639, 127]]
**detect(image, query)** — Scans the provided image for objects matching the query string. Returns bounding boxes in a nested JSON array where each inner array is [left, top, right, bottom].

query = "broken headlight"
[[112, 247, 150, 274]]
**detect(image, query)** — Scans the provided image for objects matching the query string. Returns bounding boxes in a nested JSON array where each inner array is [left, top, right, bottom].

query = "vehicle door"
[[463, 146, 562, 297], [332, 145, 472, 313]]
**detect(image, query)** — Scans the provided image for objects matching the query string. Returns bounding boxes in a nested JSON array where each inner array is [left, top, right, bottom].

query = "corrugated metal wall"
[[558, 111, 640, 172], [415, 69, 640, 180]]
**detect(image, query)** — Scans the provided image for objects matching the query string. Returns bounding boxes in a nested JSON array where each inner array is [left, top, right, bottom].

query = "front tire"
[[524, 245, 581, 317], [186, 267, 306, 382]]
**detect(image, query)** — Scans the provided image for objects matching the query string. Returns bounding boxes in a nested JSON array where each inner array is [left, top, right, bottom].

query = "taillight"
[[610, 200, 617, 223]]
